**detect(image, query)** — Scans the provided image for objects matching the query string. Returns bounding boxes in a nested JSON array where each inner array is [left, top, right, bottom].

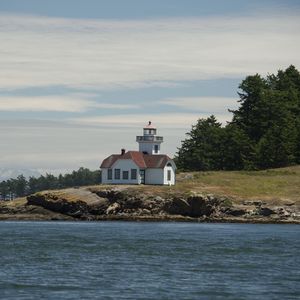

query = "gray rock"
[[141, 209, 151, 215], [166, 197, 191, 215], [164, 193, 230, 217], [187, 195, 214, 217], [276, 207, 292, 217], [225, 208, 247, 216], [258, 207, 275, 216], [106, 202, 120, 215], [243, 200, 266, 206], [207, 194, 216, 201], [285, 201, 295, 206], [154, 196, 164, 202]]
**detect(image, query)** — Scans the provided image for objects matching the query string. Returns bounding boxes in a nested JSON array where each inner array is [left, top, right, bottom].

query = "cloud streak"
[[160, 97, 239, 112], [0, 12, 299, 90], [70, 112, 232, 128], [0, 95, 138, 112]]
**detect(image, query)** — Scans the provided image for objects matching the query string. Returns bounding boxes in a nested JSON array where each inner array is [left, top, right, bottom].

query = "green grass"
[[173, 165, 300, 204], [6, 166, 299, 207], [88, 166, 300, 205]]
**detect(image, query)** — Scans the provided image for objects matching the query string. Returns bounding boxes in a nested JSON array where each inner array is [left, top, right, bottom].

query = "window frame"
[[107, 169, 112, 180], [131, 169, 137, 180], [114, 169, 121, 180], [167, 170, 171, 181], [123, 170, 129, 180]]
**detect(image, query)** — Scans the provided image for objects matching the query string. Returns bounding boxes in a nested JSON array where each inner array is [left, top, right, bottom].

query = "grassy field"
[[3, 166, 299, 208], [173, 165, 300, 204], [108, 165, 300, 205]]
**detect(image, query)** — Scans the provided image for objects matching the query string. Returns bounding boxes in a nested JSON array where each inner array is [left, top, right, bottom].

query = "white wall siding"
[[101, 158, 176, 185], [163, 165, 176, 185], [138, 142, 160, 155], [145, 168, 164, 185], [101, 168, 108, 184], [102, 159, 140, 184], [145, 165, 175, 185]]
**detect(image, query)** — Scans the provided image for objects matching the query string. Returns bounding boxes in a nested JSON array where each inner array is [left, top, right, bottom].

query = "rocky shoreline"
[[0, 186, 299, 224]]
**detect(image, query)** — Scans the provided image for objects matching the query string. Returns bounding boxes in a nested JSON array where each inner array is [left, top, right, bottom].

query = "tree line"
[[175, 65, 300, 171], [0, 167, 101, 200]]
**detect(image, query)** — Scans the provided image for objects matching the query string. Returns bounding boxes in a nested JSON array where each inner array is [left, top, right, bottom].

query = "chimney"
[[121, 148, 126, 155]]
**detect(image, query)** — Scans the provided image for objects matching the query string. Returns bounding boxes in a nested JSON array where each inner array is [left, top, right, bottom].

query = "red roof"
[[100, 151, 174, 169]]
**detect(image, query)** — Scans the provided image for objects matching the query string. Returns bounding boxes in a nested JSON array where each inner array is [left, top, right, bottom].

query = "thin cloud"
[[0, 96, 139, 112], [0, 13, 299, 90], [160, 96, 239, 112], [70, 112, 232, 128]]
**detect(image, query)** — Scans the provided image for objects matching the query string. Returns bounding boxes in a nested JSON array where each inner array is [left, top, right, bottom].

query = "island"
[[1, 166, 299, 224]]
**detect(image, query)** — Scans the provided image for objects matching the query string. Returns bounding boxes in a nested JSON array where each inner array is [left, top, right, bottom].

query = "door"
[[140, 170, 145, 184]]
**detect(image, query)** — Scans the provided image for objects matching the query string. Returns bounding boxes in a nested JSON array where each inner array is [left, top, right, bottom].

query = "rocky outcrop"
[[0, 186, 299, 223], [26, 189, 109, 219], [164, 193, 230, 217], [0, 198, 73, 221], [20, 188, 232, 220]]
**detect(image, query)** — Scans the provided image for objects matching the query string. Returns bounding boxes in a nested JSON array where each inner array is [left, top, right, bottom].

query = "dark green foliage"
[[0, 167, 101, 200], [219, 124, 255, 170], [0, 181, 9, 200], [176, 65, 300, 171], [231, 74, 269, 142], [296, 124, 300, 164], [175, 116, 223, 171], [14, 175, 27, 197]]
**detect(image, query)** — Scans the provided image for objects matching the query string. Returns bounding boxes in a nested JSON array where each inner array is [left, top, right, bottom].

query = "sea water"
[[0, 222, 299, 299]]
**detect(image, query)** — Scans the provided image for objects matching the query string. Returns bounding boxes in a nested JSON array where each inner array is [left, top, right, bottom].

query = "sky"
[[0, 0, 300, 174]]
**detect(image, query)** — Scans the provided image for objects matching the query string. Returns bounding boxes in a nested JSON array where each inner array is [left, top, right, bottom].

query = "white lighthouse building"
[[100, 122, 176, 185], [136, 121, 163, 155]]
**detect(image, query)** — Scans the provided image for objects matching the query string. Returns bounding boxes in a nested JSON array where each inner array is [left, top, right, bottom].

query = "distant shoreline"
[[0, 217, 299, 224]]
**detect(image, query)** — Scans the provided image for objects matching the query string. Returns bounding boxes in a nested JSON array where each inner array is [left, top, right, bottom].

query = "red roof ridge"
[[100, 151, 174, 169]]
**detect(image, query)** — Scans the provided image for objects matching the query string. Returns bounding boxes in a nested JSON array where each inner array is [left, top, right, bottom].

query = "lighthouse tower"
[[136, 121, 164, 155]]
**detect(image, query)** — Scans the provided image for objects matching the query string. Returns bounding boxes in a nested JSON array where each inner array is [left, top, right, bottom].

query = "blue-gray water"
[[0, 222, 299, 300]]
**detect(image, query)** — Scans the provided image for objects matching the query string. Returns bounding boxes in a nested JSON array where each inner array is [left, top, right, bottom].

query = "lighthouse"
[[136, 121, 163, 154], [100, 121, 176, 185]]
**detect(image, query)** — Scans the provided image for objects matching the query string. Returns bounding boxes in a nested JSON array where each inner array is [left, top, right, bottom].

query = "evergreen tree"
[[175, 116, 223, 171], [28, 177, 39, 195], [230, 65, 300, 169], [14, 175, 27, 197], [230, 74, 269, 142], [0, 181, 9, 200], [176, 65, 300, 171], [220, 124, 255, 170], [0, 168, 101, 200]]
